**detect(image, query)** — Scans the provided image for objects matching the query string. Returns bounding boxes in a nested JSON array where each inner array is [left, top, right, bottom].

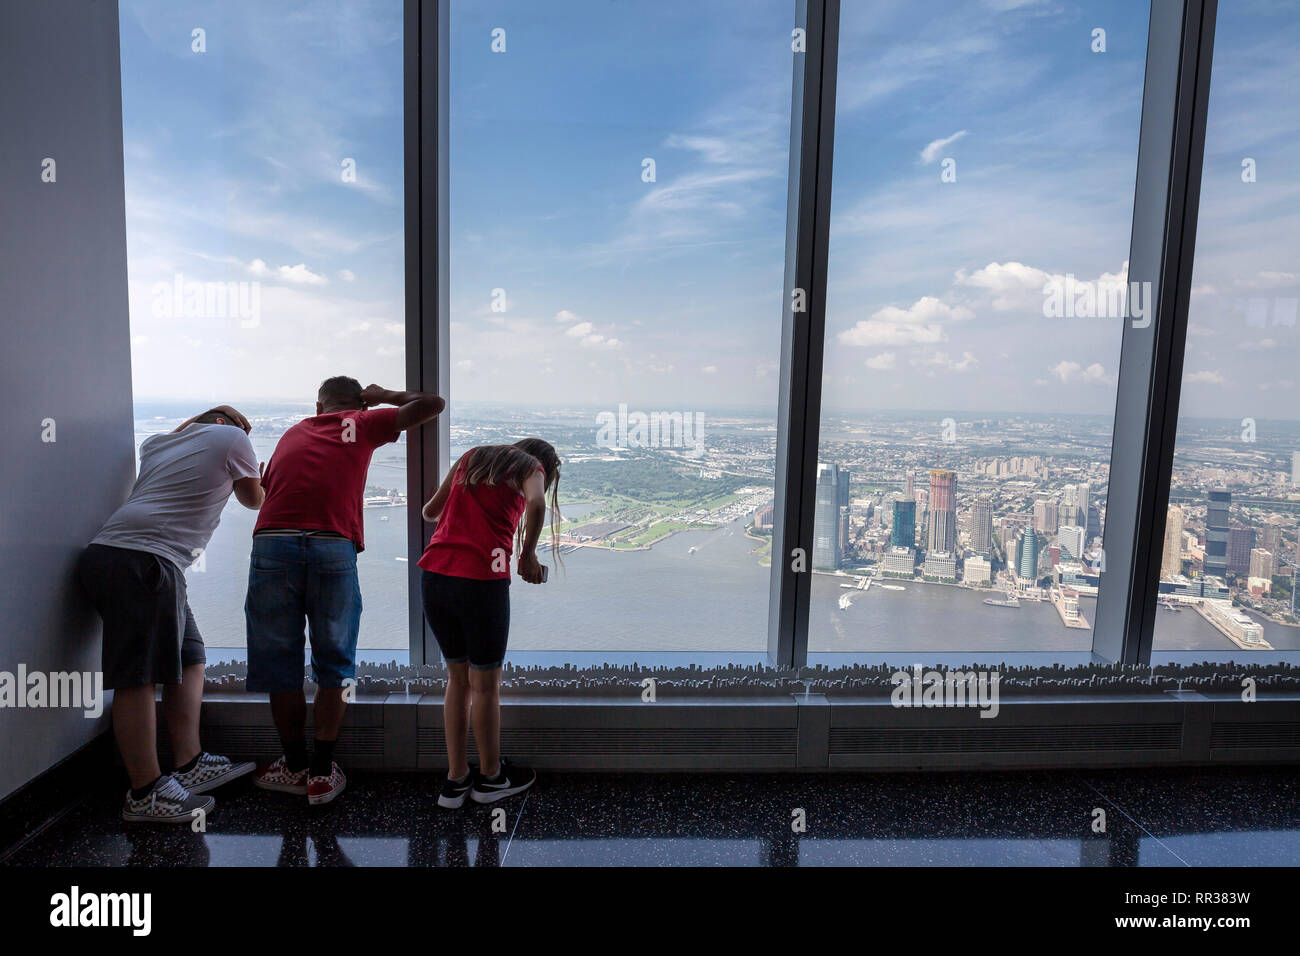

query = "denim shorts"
[[244, 533, 362, 693]]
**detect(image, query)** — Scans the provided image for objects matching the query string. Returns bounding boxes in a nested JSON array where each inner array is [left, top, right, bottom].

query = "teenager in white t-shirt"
[[77, 404, 266, 823]]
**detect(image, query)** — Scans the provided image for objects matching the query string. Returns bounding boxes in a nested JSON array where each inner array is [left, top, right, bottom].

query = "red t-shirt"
[[255, 407, 400, 551], [417, 451, 540, 580]]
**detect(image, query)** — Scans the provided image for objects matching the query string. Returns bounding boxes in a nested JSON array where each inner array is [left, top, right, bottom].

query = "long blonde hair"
[[459, 439, 563, 565]]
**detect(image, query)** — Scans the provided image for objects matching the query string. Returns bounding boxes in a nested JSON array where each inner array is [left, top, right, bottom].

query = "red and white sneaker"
[[307, 762, 346, 806], [253, 755, 309, 795]]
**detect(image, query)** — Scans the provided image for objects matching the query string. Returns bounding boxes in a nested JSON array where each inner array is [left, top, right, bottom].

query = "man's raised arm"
[[358, 385, 445, 432]]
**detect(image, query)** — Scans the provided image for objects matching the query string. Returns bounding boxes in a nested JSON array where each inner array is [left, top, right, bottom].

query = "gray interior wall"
[[0, 0, 134, 801]]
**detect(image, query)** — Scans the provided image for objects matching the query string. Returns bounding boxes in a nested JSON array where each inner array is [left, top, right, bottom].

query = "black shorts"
[[77, 543, 206, 689], [421, 569, 510, 671]]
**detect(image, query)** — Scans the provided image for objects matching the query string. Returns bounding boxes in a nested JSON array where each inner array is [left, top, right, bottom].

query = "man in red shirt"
[[247, 376, 443, 805]]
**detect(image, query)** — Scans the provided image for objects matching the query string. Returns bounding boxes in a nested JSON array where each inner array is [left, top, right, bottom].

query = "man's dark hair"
[[318, 375, 363, 410], [194, 409, 232, 425]]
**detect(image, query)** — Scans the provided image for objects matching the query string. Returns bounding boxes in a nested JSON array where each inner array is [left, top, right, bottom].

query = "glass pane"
[[119, 0, 408, 658], [1153, 1, 1300, 654], [447, 0, 792, 663], [810, 1, 1149, 657]]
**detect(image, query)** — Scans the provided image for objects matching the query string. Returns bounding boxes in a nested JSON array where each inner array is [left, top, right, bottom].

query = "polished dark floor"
[[3, 767, 1297, 866]]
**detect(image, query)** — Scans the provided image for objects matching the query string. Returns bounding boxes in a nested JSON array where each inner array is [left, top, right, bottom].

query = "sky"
[[118, 0, 1298, 420]]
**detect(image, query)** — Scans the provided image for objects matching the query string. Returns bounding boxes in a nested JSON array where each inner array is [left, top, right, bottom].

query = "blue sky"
[[119, 0, 1297, 420]]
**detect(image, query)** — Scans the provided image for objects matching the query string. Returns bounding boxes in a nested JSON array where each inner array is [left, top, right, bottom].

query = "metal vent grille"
[[418, 727, 796, 757], [830, 723, 1182, 754], [1210, 722, 1300, 750], [162, 726, 385, 760]]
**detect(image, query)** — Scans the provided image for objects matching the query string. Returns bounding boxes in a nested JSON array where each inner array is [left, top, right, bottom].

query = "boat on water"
[[688, 546, 698, 555], [878, 583, 905, 592], [394, 557, 408, 562], [837, 594, 853, 610]]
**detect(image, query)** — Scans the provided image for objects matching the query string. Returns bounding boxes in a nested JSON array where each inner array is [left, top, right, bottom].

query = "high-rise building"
[[812, 462, 842, 570], [969, 496, 994, 553], [1293, 450, 1300, 488], [1058, 524, 1085, 560], [904, 472, 914, 502], [837, 468, 851, 510], [965, 554, 992, 584], [1228, 523, 1256, 575], [1017, 528, 1040, 584], [1262, 524, 1282, 561], [1249, 548, 1274, 581], [1162, 505, 1185, 577], [1086, 503, 1102, 545], [1205, 490, 1230, 577], [890, 499, 916, 549], [926, 468, 957, 554], [1033, 498, 1058, 534]]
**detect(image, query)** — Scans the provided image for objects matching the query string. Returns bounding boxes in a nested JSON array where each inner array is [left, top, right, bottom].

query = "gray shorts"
[[77, 543, 206, 689]]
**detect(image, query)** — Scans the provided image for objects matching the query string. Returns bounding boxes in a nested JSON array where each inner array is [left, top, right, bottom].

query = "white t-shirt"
[[92, 423, 260, 570]]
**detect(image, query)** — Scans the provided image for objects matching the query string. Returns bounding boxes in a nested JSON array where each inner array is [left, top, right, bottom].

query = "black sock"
[[175, 753, 201, 774], [131, 776, 162, 800], [309, 738, 336, 777], [283, 738, 309, 773]]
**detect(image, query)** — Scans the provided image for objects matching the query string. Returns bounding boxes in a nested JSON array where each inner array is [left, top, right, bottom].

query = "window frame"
[[405, 0, 1300, 671]]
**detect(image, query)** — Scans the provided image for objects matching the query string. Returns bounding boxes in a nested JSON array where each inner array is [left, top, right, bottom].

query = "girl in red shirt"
[[418, 438, 561, 807]]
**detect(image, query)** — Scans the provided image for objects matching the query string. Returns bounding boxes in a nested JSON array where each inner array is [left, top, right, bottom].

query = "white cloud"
[[701, 364, 718, 374], [1186, 369, 1225, 385], [865, 352, 896, 370], [278, 263, 328, 285], [554, 309, 579, 324], [1049, 360, 1112, 385], [912, 350, 978, 371], [338, 269, 355, 282], [919, 129, 968, 165], [564, 321, 595, 338], [838, 296, 970, 348], [247, 258, 328, 285]]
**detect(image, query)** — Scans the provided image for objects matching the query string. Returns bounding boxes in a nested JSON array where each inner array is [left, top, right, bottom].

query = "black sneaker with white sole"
[[173, 752, 256, 795], [437, 771, 476, 809], [121, 775, 216, 824], [470, 758, 535, 804]]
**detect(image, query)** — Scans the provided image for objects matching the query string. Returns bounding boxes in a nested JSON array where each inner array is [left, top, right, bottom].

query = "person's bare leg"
[[113, 684, 161, 791], [443, 662, 471, 779], [269, 687, 307, 754], [161, 663, 204, 768], [469, 667, 502, 778], [311, 686, 347, 742]]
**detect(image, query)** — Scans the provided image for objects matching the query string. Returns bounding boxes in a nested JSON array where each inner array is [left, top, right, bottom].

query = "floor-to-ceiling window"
[[810, 0, 1149, 656], [119, 0, 408, 656], [446, 0, 793, 664], [1152, 0, 1300, 656]]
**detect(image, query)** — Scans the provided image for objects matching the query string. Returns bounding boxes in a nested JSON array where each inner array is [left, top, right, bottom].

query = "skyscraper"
[[812, 462, 843, 570], [891, 499, 916, 549], [1017, 527, 1040, 584], [1162, 504, 1185, 577], [1293, 450, 1300, 488], [969, 496, 994, 553], [1228, 523, 1256, 575], [926, 468, 957, 554], [1249, 548, 1274, 581], [1205, 490, 1230, 577], [1033, 498, 1058, 534], [1058, 524, 1085, 561]]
